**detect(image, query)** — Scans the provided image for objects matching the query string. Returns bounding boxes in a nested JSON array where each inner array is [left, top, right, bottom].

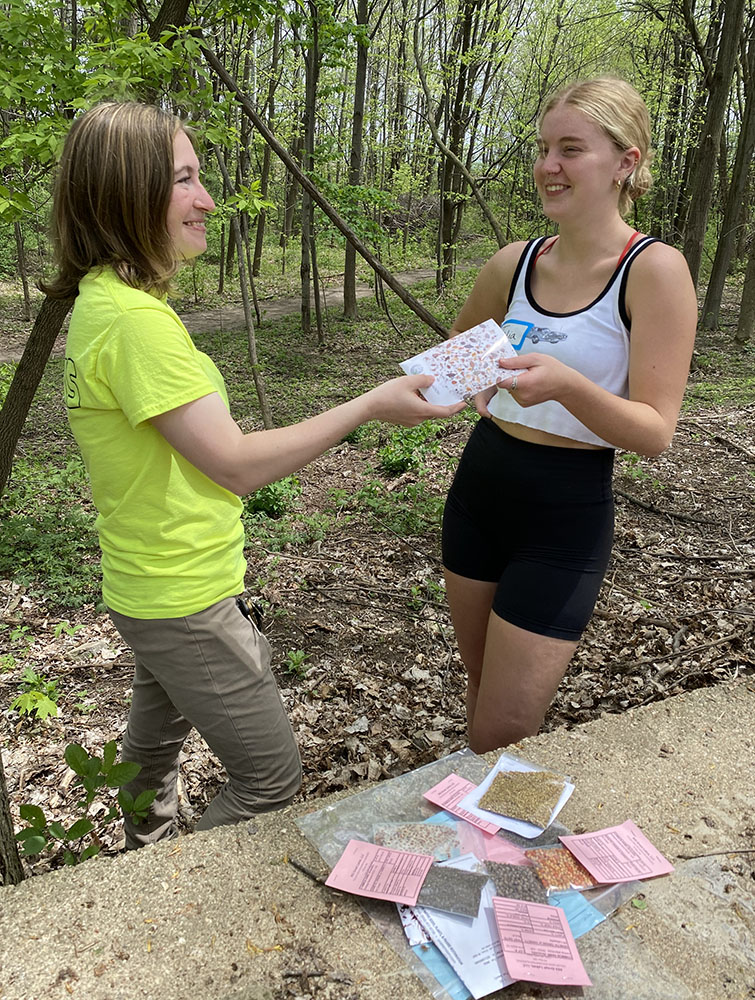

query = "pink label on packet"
[[559, 819, 675, 884], [493, 896, 592, 987], [324, 839, 434, 906], [424, 773, 502, 835]]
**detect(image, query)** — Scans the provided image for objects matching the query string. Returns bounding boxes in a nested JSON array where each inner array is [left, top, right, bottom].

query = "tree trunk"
[[682, 0, 746, 287], [252, 16, 280, 278], [0, 751, 24, 886], [701, 17, 755, 328], [281, 130, 302, 254], [735, 236, 755, 344], [298, 3, 321, 341], [343, 0, 369, 320], [14, 222, 31, 322], [214, 149, 273, 428], [147, 0, 190, 41], [0, 296, 73, 498]]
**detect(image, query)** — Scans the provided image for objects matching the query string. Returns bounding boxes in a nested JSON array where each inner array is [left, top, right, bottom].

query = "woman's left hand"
[[496, 354, 577, 407]]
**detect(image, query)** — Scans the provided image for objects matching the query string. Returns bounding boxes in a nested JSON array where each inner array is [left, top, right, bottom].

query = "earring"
[[615, 178, 622, 191]]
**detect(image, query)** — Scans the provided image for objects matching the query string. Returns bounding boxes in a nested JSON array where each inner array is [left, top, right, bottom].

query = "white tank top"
[[488, 234, 657, 448]]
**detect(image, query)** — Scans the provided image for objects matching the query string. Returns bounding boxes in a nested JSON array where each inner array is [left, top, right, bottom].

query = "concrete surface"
[[0, 678, 753, 1000]]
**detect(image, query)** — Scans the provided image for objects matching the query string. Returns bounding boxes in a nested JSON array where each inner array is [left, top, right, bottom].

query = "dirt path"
[[0, 268, 439, 363], [181, 268, 437, 335]]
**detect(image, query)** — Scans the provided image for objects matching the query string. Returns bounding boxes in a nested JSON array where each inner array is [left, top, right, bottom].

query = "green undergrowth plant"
[[0, 455, 100, 608], [617, 453, 662, 490], [245, 511, 333, 552], [408, 576, 446, 610], [15, 741, 155, 867], [377, 421, 443, 474], [10, 667, 59, 720], [352, 475, 445, 536], [283, 649, 310, 678], [243, 475, 301, 519]]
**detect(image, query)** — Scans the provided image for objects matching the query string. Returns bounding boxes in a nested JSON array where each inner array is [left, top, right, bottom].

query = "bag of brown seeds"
[[524, 846, 599, 893]]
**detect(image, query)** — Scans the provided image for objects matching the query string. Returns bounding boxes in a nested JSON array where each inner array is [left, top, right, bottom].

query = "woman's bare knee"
[[468, 712, 542, 755]]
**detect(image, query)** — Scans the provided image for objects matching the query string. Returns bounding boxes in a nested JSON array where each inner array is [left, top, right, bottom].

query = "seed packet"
[[483, 860, 548, 904], [400, 319, 525, 405], [478, 769, 567, 828], [373, 821, 459, 861], [525, 846, 599, 894]]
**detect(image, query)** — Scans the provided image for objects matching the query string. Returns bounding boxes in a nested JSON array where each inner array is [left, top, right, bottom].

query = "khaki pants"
[[109, 596, 301, 849]]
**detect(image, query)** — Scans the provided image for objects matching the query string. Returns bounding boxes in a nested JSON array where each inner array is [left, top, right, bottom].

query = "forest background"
[[0, 0, 754, 883]]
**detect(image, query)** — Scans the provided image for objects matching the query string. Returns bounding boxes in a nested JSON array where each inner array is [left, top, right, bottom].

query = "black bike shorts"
[[442, 418, 615, 641]]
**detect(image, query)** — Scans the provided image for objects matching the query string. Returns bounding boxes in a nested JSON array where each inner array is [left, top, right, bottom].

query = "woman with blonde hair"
[[46, 101, 463, 848], [442, 77, 697, 753]]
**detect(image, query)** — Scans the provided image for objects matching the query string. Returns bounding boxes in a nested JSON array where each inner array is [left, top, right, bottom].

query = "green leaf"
[[67, 818, 95, 839], [19, 803, 46, 828], [102, 740, 117, 774], [80, 844, 100, 862], [18, 834, 47, 856], [63, 849, 78, 866], [631, 897, 648, 910], [32, 695, 58, 720], [64, 743, 90, 775], [48, 821, 67, 840], [106, 761, 141, 787], [15, 826, 46, 843], [117, 788, 134, 812], [84, 756, 103, 778], [132, 789, 157, 812]]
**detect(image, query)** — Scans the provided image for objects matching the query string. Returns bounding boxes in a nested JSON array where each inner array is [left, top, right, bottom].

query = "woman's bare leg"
[[444, 568, 577, 753], [443, 569, 498, 729], [470, 612, 577, 753]]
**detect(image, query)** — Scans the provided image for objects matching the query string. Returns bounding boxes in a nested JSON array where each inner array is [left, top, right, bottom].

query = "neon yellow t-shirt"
[[64, 267, 245, 618]]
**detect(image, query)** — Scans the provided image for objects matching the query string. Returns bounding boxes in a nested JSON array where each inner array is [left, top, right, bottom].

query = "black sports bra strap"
[[618, 236, 659, 331], [506, 238, 545, 310]]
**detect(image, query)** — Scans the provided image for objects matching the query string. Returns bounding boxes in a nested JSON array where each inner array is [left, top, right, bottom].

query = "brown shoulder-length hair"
[[41, 102, 186, 299]]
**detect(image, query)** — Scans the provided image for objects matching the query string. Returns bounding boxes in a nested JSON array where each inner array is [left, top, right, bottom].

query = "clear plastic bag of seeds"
[[524, 845, 600, 894]]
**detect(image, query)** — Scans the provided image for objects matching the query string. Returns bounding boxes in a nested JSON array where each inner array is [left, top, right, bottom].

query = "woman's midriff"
[[490, 416, 607, 451]]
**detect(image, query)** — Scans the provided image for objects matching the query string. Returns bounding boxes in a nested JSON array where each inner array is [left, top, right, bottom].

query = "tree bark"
[[252, 17, 281, 278], [735, 238, 755, 345], [0, 750, 24, 886], [682, 0, 746, 287], [14, 222, 31, 322], [214, 149, 273, 428], [200, 40, 448, 338], [701, 17, 755, 328], [298, 2, 321, 342], [0, 296, 73, 498], [343, 0, 369, 320], [147, 0, 190, 41]]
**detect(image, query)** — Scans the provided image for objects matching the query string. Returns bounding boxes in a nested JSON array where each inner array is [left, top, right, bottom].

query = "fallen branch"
[[677, 848, 755, 860], [613, 489, 713, 524], [682, 419, 755, 461], [609, 626, 751, 672]]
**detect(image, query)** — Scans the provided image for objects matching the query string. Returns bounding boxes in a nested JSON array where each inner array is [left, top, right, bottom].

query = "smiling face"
[[534, 104, 638, 224], [166, 130, 215, 262]]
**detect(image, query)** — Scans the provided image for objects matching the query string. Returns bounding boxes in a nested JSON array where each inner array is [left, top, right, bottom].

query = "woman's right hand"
[[473, 385, 498, 417], [364, 375, 466, 426]]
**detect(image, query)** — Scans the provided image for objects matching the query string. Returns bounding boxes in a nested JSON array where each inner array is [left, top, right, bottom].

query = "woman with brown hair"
[[45, 102, 463, 848], [442, 77, 697, 754]]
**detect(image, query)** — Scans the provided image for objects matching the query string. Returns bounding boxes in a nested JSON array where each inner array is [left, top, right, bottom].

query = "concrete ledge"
[[1, 678, 753, 1000]]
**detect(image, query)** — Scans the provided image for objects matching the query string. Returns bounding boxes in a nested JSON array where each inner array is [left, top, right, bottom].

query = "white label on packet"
[[400, 318, 526, 405]]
